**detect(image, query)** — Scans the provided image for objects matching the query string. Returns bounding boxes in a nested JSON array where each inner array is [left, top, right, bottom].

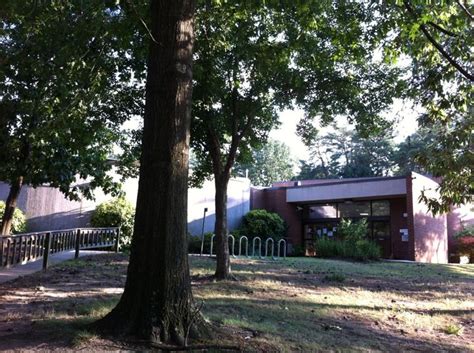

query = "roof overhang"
[[286, 177, 407, 203]]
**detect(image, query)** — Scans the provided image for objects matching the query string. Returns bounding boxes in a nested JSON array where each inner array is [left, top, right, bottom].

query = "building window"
[[372, 200, 390, 216], [308, 204, 337, 219], [338, 201, 370, 218]]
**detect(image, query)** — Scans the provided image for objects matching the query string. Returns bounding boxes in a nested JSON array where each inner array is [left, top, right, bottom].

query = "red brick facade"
[[249, 173, 470, 263]]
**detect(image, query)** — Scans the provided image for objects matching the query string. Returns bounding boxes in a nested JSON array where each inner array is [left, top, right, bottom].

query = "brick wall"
[[390, 197, 410, 260], [250, 187, 302, 246]]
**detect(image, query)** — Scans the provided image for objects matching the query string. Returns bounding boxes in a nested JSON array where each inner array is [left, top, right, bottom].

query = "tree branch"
[[427, 21, 457, 37], [456, 0, 474, 21], [403, 1, 474, 81]]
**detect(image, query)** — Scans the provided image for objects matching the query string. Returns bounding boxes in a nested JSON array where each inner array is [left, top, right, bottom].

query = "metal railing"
[[208, 234, 286, 260], [0, 227, 119, 270]]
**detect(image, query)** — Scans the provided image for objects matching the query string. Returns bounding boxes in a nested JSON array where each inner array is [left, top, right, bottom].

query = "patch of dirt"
[[0, 254, 473, 352]]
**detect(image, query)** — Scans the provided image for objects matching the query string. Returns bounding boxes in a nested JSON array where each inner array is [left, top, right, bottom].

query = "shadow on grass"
[[200, 295, 469, 352]]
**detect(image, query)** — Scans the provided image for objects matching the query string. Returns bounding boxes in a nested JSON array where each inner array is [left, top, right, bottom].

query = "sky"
[[270, 99, 421, 163]]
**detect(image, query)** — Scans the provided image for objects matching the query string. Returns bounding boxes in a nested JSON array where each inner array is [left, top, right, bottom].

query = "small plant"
[[239, 209, 287, 241], [0, 201, 27, 234], [323, 273, 345, 282], [314, 219, 380, 261], [72, 330, 99, 347], [443, 324, 464, 336], [90, 197, 135, 251]]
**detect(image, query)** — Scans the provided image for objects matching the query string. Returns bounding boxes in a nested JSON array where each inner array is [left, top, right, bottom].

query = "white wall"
[[0, 176, 251, 234]]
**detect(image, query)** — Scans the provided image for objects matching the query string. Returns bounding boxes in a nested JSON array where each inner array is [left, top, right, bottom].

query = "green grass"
[[6, 254, 472, 352], [189, 256, 474, 352]]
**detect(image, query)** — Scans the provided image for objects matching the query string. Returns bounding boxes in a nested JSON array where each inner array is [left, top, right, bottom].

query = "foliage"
[[380, 1, 473, 213], [233, 140, 295, 187], [296, 127, 396, 179], [90, 198, 135, 250], [314, 219, 379, 261], [290, 244, 305, 257], [455, 225, 474, 238], [392, 129, 433, 176], [453, 225, 474, 262], [315, 237, 381, 261], [239, 209, 286, 241], [443, 324, 464, 336], [0, 1, 144, 201], [0, 201, 26, 234], [338, 218, 369, 242], [188, 232, 213, 255]]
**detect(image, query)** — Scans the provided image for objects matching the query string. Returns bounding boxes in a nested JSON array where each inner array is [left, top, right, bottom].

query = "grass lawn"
[[0, 253, 472, 352]]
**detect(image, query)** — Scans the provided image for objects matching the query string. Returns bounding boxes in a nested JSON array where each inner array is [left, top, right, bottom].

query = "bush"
[[188, 232, 214, 254], [338, 218, 368, 242], [90, 197, 135, 251], [239, 209, 287, 241], [454, 225, 474, 263], [0, 201, 27, 234], [315, 219, 380, 261]]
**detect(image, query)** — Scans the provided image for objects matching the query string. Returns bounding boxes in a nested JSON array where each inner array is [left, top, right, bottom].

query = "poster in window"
[[400, 229, 409, 242]]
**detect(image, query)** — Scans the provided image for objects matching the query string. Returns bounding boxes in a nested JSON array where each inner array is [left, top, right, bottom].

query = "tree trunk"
[[94, 0, 205, 344], [214, 173, 231, 279], [0, 176, 23, 236]]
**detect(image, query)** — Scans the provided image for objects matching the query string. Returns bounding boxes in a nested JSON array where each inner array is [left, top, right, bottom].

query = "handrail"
[[0, 227, 119, 270]]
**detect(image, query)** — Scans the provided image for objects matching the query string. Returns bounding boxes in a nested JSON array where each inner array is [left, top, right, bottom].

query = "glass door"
[[372, 221, 391, 258]]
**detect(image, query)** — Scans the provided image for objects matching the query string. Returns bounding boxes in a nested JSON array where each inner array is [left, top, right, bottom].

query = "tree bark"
[[214, 173, 231, 279], [94, 0, 205, 345], [0, 176, 23, 236]]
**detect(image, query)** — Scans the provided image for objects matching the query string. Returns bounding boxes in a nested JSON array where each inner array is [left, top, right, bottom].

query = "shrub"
[[0, 201, 27, 234], [314, 237, 345, 258], [315, 218, 381, 261], [338, 218, 368, 242], [90, 197, 135, 251], [454, 225, 474, 262], [290, 244, 305, 257], [188, 232, 214, 254], [239, 209, 287, 241]]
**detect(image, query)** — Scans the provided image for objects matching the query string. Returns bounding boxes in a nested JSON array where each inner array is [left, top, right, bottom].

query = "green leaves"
[[0, 0, 144, 200]]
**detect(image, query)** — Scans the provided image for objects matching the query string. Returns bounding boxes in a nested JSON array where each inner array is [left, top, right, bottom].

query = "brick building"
[[251, 172, 473, 263]]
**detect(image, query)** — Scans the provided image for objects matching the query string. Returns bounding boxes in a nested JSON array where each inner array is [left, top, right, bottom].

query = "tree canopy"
[[0, 0, 144, 233], [233, 140, 295, 187]]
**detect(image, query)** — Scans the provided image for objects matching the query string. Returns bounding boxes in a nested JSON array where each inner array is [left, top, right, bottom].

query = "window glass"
[[372, 200, 390, 216], [338, 201, 370, 218], [308, 204, 337, 218]]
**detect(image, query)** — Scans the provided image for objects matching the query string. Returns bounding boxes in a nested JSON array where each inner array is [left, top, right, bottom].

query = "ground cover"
[[0, 254, 472, 352]]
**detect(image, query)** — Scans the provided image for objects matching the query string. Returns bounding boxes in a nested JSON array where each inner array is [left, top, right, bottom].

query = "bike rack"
[[277, 239, 287, 258], [252, 236, 262, 258], [228, 234, 236, 258], [265, 238, 275, 259], [239, 236, 249, 257]]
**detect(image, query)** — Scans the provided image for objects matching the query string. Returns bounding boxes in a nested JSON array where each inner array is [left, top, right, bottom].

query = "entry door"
[[372, 221, 391, 258]]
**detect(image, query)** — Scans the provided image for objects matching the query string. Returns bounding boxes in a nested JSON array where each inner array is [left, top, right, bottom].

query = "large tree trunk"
[[94, 0, 204, 345], [214, 173, 231, 279], [0, 176, 23, 236]]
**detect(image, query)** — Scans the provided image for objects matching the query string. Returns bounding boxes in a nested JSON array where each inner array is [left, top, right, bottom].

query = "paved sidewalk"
[[0, 250, 108, 284]]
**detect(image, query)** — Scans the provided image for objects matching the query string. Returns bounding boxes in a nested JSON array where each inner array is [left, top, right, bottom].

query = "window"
[[372, 200, 390, 216], [308, 204, 337, 219], [338, 201, 370, 218]]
